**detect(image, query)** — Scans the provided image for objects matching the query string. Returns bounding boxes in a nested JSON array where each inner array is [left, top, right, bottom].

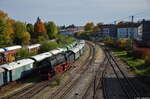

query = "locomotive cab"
[[38, 61, 55, 79]]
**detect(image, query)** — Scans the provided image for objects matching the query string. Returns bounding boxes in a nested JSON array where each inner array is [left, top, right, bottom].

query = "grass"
[[110, 46, 150, 77]]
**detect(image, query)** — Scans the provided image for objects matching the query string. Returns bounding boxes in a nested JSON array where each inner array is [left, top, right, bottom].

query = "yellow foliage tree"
[[22, 32, 31, 45], [0, 10, 8, 19]]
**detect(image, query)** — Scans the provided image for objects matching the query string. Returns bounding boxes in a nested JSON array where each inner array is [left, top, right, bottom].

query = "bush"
[[145, 56, 150, 65], [132, 49, 143, 58], [38, 36, 47, 43], [103, 37, 114, 46], [56, 35, 75, 47], [16, 48, 37, 60], [39, 41, 59, 53], [74, 31, 82, 36], [144, 50, 150, 65], [133, 46, 150, 62], [116, 38, 132, 50]]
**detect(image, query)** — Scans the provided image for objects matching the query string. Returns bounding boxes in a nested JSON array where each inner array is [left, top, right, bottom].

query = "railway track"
[[3, 78, 54, 99], [2, 41, 95, 99], [82, 56, 108, 99], [82, 42, 109, 99], [82, 42, 141, 99], [101, 44, 141, 99], [50, 42, 96, 99], [3, 42, 140, 99]]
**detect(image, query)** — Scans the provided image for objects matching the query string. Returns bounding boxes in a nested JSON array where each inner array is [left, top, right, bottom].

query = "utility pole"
[[131, 16, 134, 23], [131, 16, 134, 48], [114, 21, 116, 25]]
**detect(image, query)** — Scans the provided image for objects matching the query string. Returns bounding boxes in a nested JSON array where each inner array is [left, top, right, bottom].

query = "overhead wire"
[[110, 9, 150, 24]]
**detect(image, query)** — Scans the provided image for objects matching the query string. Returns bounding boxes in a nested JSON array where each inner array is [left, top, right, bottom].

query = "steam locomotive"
[[0, 40, 85, 86]]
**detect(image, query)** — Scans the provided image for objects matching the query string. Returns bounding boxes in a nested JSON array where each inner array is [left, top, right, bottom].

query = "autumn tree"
[[0, 19, 14, 46], [84, 22, 94, 31], [93, 26, 100, 33], [96, 22, 103, 33], [45, 21, 58, 39], [5, 19, 15, 45], [0, 11, 14, 46], [34, 17, 48, 41], [13, 21, 31, 45], [0, 19, 7, 47], [0, 10, 8, 20]]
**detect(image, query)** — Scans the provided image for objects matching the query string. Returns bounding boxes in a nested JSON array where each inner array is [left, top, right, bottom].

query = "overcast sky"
[[0, 0, 150, 25]]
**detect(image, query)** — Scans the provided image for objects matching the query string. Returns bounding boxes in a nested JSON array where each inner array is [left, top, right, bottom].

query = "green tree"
[[84, 22, 94, 31], [39, 41, 59, 53], [56, 35, 75, 47], [38, 36, 47, 43], [26, 23, 34, 38], [13, 21, 31, 45], [16, 48, 36, 60], [45, 21, 58, 39]]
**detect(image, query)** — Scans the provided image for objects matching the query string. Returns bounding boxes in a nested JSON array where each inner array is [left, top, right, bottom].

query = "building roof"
[[101, 24, 115, 27], [117, 22, 140, 28]]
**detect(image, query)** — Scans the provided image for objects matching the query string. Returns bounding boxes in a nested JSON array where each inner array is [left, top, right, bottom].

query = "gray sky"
[[0, 0, 150, 25]]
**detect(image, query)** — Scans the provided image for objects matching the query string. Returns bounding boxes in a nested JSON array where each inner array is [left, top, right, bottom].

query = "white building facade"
[[137, 24, 143, 41], [117, 27, 138, 39]]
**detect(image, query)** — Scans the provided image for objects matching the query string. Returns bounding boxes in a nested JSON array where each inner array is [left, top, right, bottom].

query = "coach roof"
[[0, 59, 34, 70], [4, 45, 22, 51], [30, 52, 52, 62], [25, 44, 40, 49], [0, 48, 5, 53]]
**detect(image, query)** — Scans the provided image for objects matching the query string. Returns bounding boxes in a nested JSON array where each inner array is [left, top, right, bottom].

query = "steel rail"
[[82, 57, 107, 99], [51, 41, 96, 99], [4, 42, 90, 99], [105, 47, 141, 98]]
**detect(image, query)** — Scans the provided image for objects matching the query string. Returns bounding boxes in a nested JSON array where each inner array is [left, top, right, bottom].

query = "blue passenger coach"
[[0, 59, 34, 85]]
